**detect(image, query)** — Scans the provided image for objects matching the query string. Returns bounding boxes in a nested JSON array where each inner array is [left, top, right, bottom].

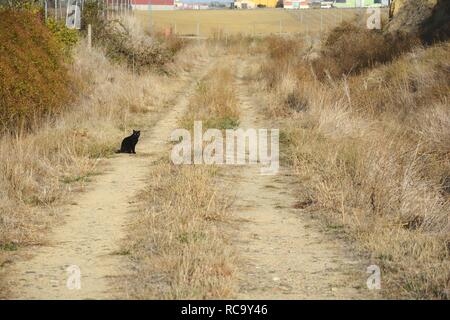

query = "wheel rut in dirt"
[[229, 59, 376, 299]]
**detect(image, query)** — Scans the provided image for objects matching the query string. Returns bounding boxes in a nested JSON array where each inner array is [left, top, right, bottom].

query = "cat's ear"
[[133, 130, 136, 134]]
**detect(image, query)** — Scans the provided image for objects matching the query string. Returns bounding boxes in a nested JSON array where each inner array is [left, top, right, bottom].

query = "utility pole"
[[320, 9, 323, 33], [88, 24, 92, 50], [148, 0, 152, 33]]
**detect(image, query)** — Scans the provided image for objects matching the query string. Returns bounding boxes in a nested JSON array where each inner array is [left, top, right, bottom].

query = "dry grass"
[[250, 28, 450, 299], [250, 35, 315, 117], [348, 42, 450, 118], [283, 114, 449, 298], [121, 163, 236, 299], [182, 59, 240, 130]]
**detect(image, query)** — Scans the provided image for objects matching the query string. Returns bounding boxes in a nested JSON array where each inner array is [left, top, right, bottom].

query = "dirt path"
[[5, 59, 211, 300], [4, 53, 378, 300], [230, 59, 377, 299]]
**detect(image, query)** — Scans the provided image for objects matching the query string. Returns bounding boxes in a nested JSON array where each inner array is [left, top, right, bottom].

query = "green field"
[[134, 8, 389, 37]]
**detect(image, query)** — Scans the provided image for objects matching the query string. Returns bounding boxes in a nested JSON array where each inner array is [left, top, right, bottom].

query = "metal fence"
[[44, 0, 70, 21], [133, 7, 389, 37], [41, 0, 133, 24], [0, 1, 389, 38]]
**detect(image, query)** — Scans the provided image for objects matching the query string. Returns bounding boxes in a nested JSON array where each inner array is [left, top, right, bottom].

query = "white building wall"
[[132, 4, 174, 10], [234, 1, 257, 9]]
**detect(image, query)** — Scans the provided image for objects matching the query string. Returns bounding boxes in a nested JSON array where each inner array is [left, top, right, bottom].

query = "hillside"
[[388, 0, 449, 44]]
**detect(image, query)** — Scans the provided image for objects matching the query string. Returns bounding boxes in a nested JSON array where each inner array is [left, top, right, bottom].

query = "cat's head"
[[133, 130, 141, 138]]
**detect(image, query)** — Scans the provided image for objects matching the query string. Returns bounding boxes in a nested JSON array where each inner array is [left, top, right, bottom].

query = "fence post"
[[148, 2, 152, 33], [88, 24, 92, 50]]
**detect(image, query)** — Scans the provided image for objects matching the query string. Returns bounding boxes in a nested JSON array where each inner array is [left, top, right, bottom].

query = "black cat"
[[116, 130, 140, 154]]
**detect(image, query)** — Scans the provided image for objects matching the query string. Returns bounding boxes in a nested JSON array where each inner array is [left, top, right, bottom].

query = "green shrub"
[[0, 8, 75, 132]]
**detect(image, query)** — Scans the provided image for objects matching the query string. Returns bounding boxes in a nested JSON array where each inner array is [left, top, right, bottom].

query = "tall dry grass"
[[251, 28, 450, 299], [121, 163, 235, 299], [312, 21, 418, 80], [182, 59, 240, 130]]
